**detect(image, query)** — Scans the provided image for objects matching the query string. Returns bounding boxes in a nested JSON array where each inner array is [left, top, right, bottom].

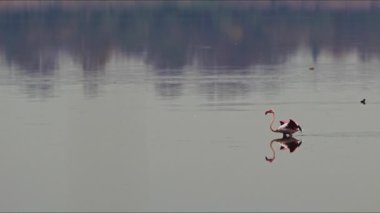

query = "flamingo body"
[[277, 119, 301, 135]]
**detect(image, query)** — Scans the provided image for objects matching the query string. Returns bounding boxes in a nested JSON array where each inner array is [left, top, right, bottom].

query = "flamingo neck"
[[269, 113, 278, 133], [265, 140, 276, 162]]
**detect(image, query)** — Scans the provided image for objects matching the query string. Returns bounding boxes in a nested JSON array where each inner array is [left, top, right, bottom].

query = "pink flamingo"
[[265, 109, 302, 138]]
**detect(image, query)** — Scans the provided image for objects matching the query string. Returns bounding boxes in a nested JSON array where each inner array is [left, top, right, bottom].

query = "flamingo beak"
[[298, 125, 302, 132], [265, 110, 273, 115], [265, 157, 274, 163]]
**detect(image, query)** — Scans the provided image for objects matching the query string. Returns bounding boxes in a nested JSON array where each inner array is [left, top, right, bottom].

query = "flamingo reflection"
[[265, 137, 302, 163]]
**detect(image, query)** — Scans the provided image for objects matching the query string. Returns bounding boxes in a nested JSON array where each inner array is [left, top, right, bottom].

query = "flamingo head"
[[265, 156, 274, 163], [265, 109, 274, 115]]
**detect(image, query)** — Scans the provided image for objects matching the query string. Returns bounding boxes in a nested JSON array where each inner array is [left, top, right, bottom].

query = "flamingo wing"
[[286, 141, 302, 152], [286, 119, 299, 130], [279, 120, 286, 125]]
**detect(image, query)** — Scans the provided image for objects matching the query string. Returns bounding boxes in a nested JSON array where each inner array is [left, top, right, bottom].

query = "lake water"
[[1, 1, 380, 211]]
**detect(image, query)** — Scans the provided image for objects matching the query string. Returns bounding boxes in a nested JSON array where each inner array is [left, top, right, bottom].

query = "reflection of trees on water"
[[199, 81, 250, 101], [155, 82, 183, 100], [2, 4, 380, 98]]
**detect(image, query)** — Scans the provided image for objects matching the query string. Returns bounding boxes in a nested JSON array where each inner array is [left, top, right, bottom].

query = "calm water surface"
[[1, 1, 380, 211]]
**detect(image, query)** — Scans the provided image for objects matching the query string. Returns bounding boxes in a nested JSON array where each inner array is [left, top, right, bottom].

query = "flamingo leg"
[[282, 133, 293, 138]]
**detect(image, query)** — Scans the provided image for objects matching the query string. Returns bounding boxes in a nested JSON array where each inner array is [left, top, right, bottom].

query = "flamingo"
[[265, 137, 302, 163], [265, 109, 302, 138]]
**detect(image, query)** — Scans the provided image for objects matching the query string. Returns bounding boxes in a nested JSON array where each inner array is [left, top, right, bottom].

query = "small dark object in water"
[[309, 67, 315, 70], [360, 99, 366, 105]]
